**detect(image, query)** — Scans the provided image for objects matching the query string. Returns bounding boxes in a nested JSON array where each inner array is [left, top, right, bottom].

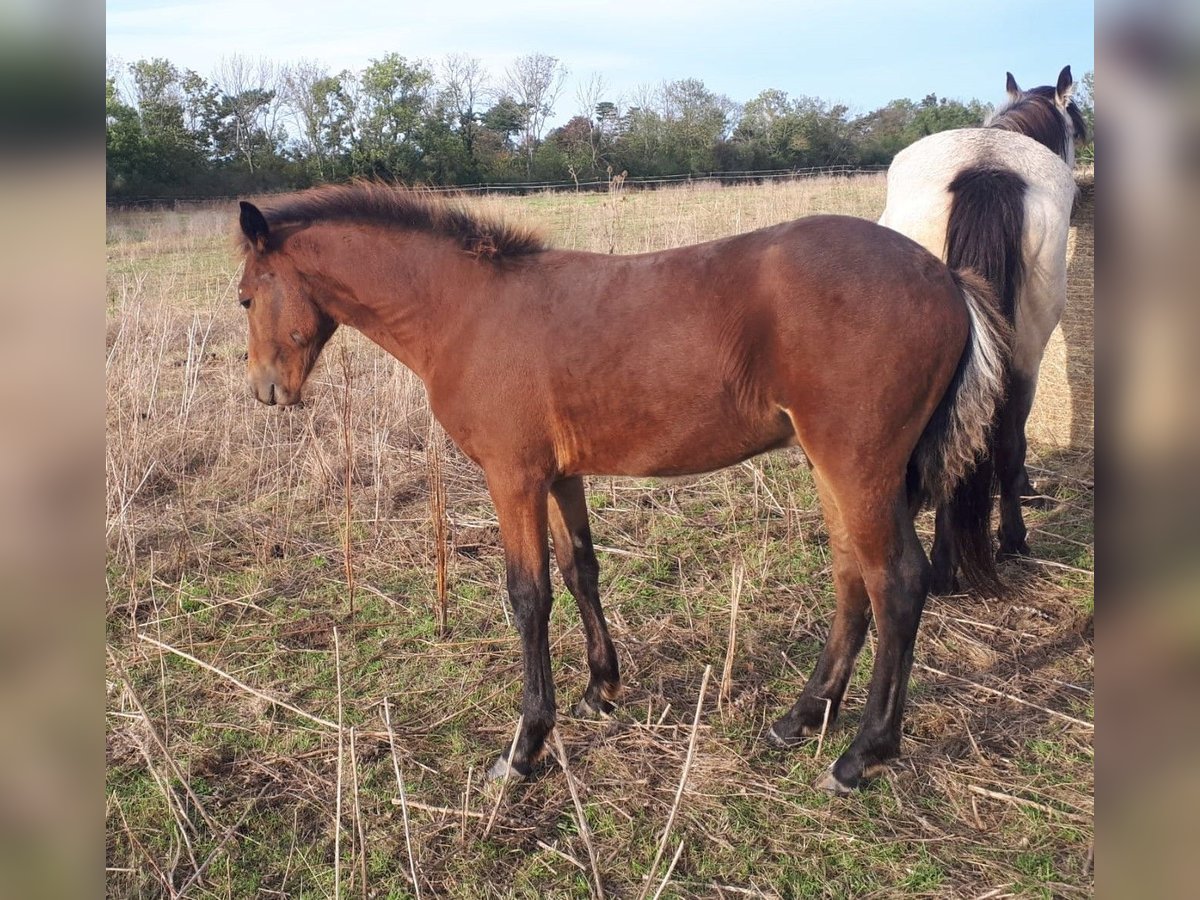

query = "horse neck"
[[298, 224, 479, 382], [988, 103, 1072, 165]]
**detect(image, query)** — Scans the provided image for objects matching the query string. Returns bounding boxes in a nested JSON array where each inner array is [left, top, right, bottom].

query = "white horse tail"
[[911, 268, 1012, 591], [945, 166, 1027, 324]]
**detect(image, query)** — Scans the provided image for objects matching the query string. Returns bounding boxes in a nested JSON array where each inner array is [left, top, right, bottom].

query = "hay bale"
[[1026, 170, 1094, 451]]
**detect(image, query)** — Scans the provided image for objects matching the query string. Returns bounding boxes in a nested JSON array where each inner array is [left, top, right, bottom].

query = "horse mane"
[[254, 181, 547, 260], [986, 86, 1086, 163]]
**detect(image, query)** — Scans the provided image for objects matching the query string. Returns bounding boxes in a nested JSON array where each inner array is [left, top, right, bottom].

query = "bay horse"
[[236, 183, 1009, 793], [878, 66, 1087, 592]]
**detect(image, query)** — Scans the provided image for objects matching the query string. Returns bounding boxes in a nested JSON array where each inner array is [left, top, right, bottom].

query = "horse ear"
[[240, 201, 269, 252], [1005, 72, 1021, 101], [1056, 65, 1075, 103]]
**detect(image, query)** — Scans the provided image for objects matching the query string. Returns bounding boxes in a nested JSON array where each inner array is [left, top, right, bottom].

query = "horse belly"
[[555, 389, 793, 478]]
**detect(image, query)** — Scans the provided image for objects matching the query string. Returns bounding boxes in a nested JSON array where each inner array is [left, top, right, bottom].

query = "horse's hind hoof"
[[765, 725, 802, 750], [573, 696, 614, 719], [812, 764, 856, 796], [930, 574, 961, 596], [998, 540, 1031, 559], [487, 755, 531, 782]]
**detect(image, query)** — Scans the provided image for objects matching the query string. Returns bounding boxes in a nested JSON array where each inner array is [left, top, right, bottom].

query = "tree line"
[[106, 53, 1094, 199]]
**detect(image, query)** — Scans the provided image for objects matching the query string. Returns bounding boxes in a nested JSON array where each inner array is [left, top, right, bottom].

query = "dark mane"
[[987, 87, 1085, 163], [256, 182, 547, 259]]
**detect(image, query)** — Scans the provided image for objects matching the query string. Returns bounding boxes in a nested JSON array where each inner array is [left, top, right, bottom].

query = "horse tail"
[[945, 166, 1027, 324], [910, 268, 1012, 593]]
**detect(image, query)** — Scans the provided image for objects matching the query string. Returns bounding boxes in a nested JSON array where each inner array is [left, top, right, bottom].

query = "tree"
[[657, 78, 737, 172], [211, 55, 286, 175], [124, 58, 208, 193], [438, 53, 488, 173], [352, 53, 434, 179], [503, 53, 567, 176], [1076, 70, 1095, 161], [283, 61, 353, 180], [731, 88, 806, 168], [106, 76, 145, 194]]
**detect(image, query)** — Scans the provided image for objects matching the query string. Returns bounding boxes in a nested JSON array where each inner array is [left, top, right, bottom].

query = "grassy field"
[[106, 174, 1094, 898]]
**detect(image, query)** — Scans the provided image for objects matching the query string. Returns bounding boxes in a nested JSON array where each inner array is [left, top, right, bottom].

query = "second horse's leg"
[[997, 370, 1039, 556]]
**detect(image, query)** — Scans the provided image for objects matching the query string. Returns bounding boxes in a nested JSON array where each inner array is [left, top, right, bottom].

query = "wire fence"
[[105, 165, 890, 210]]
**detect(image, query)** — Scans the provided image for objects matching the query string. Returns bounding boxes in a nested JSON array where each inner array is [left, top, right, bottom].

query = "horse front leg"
[[549, 476, 621, 717], [486, 472, 556, 780]]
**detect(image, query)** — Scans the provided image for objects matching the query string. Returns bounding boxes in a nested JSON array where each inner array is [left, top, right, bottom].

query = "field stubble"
[[106, 174, 1094, 898]]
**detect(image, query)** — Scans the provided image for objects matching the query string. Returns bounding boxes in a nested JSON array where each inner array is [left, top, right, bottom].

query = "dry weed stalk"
[[334, 627, 344, 899], [483, 714, 524, 839], [137, 633, 339, 730], [649, 840, 686, 900], [638, 664, 712, 900], [915, 661, 1093, 729], [349, 726, 368, 899], [719, 564, 744, 710], [339, 344, 356, 618], [550, 728, 605, 899], [384, 697, 421, 899], [107, 648, 218, 832], [605, 167, 627, 254], [426, 419, 449, 633]]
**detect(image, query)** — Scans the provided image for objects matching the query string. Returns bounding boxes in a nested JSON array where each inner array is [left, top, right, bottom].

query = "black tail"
[[931, 166, 1027, 594], [909, 269, 1011, 594], [946, 166, 1027, 323]]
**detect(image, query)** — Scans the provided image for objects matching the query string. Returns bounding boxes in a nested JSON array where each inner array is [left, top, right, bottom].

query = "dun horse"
[[878, 66, 1087, 591], [236, 184, 1009, 793]]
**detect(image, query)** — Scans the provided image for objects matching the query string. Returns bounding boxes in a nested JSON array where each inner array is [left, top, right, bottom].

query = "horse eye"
[[290, 331, 303, 345], [240, 298, 252, 309]]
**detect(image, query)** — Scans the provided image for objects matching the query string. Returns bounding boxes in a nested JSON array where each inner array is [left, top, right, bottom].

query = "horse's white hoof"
[[487, 756, 525, 782], [812, 764, 855, 796]]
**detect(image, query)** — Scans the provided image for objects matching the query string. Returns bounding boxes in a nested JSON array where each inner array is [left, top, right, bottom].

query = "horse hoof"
[[573, 696, 613, 719], [765, 725, 803, 749], [1021, 493, 1053, 510], [998, 540, 1031, 559], [812, 764, 855, 796], [487, 755, 529, 782], [930, 576, 961, 596]]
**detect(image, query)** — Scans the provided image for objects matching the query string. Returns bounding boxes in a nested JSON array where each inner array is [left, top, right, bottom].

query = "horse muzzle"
[[248, 374, 301, 407]]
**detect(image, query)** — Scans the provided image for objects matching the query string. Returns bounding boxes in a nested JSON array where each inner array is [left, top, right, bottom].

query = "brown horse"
[[236, 183, 1009, 793]]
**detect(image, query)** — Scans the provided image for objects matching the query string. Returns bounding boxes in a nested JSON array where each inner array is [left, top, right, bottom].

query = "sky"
[[106, 0, 1095, 119]]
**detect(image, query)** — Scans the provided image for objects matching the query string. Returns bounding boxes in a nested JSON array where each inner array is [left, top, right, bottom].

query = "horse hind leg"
[[767, 469, 872, 747], [549, 476, 621, 717], [996, 369, 1039, 557], [813, 485, 931, 794]]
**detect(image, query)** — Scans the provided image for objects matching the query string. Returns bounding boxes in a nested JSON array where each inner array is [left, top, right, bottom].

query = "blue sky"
[[106, 0, 1094, 117]]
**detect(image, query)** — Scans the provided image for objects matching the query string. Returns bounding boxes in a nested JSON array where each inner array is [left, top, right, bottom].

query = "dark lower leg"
[[929, 503, 959, 595], [488, 477, 555, 778], [820, 508, 929, 793], [768, 588, 869, 744], [997, 373, 1038, 556], [549, 477, 620, 716], [501, 566, 556, 776]]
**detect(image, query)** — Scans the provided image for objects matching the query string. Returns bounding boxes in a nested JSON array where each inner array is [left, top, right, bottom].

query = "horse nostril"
[[268, 383, 277, 405]]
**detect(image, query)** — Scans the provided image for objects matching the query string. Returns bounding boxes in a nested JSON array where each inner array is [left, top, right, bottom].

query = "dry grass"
[[106, 173, 1094, 898]]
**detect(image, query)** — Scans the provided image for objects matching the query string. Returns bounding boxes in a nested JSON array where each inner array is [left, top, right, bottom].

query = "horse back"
[[434, 216, 968, 481]]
